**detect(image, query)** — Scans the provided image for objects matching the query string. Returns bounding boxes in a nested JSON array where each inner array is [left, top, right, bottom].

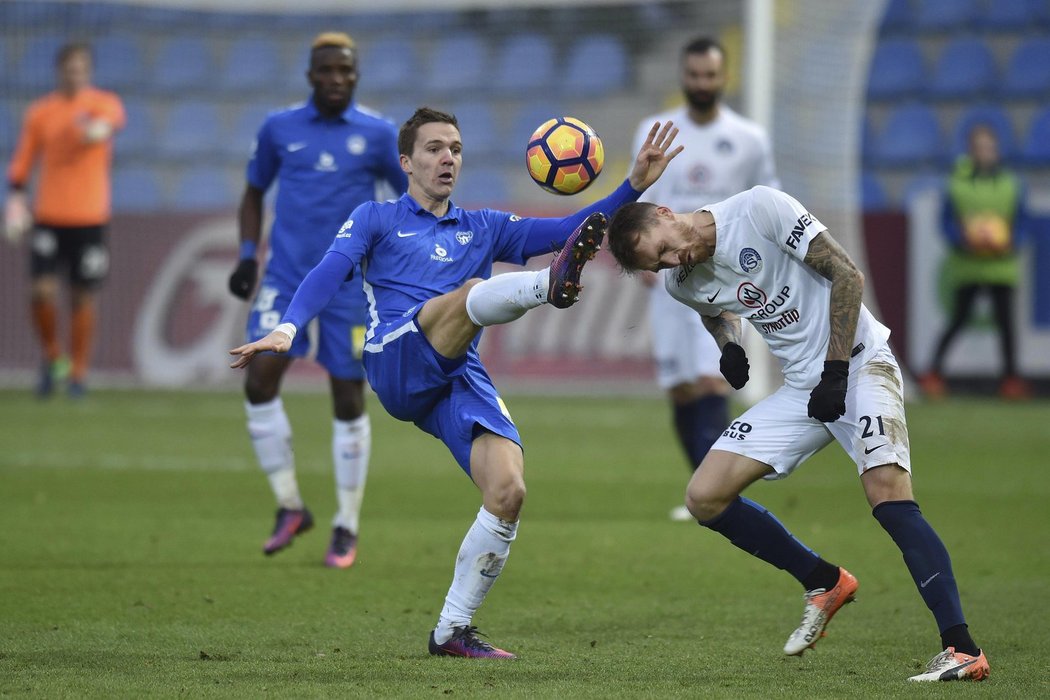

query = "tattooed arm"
[[701, 310, 743, 350], [803, 231, 864, 362]]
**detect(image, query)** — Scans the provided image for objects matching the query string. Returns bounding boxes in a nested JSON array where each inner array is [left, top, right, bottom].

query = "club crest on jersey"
[[346, 135, 367, 155], [314, 151, 338, 172], [455, 230, 473, 245], [431, 244, 454, 263], [739, 247, 762, 273]]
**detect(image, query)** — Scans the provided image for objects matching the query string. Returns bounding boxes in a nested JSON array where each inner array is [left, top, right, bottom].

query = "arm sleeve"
[[940, 189, 965, 248], [513, 178, 642, 261], [281, 251, 354, 329], [7, 106, 41, 187], [246, 118, 279, 191]]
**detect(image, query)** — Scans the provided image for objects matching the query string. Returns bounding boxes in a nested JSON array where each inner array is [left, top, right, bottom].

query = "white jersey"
[[633, 104, 779, 210], [666, 186, 891, 389], [633, 105, 780, 388]]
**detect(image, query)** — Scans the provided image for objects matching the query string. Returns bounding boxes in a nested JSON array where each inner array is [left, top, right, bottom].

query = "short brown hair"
[[398, 107, 459, 156], [607, 202, 660, 272]]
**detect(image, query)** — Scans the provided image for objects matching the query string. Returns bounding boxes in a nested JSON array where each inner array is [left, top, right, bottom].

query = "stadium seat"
[[153, 37, 216, 93], [861, 116, 877, 164], [111, 166, 163, 213], [158, 101, 224, 160], [860, 171, 890, 211], [561, 35, 628, 97], [509, 103, 569, 163], [952, 105, 1017, 160], [0, 105, 14, 153], [1000, 38, 1050, 97], [928, 38, 997, 100], [360, 37, 419, 94], [172, 166, 235, 210], [0, 1, 56, 28], [424, 33, 489, 93], [93, 35, 145, 92], [901, 172, 945, 205], [453, 166, 509, 208], [12, 35, 64, 92], [113, 99, 155, 160], [866, 38, 926, 100], [877, 0, 912, 34], [981, 0, 1050, 30], [218, 36, 283, 95], [1021, 107, 1050, 165], [492, 33, 556, 94], [911, 0, 979, 31], [873, 103, 944, 166]]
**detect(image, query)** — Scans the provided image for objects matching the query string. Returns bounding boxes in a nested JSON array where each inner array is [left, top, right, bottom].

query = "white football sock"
[[433, 506, 518, 644], [332, 414, 371, 533], [245, 398, 302, 510], [464, 268, 550, 326]]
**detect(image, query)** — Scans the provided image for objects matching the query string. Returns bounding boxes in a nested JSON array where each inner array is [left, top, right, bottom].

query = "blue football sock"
[[673, 395, 729, 470], [699, 496, 822, 584], [872, 500, 967, 634]]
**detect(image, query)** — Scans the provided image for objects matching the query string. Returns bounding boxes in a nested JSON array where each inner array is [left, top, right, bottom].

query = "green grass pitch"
[[1, 389, 1047, 698]]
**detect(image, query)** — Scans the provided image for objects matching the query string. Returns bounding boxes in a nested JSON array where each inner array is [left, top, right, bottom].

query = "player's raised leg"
[[688, 449, 857, 655], [429, 432, 521, 659], [244, 353, 313, 555]]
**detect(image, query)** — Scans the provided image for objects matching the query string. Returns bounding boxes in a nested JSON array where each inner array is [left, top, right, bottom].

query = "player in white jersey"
[[606, 186, 989, 683], [631, 36, 779, 521]]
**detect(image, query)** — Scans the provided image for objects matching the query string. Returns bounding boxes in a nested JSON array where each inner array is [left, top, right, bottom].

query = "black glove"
[[228, 258, 258, 300], [808, 360, 849, 422], [719, 342, 750, 389]]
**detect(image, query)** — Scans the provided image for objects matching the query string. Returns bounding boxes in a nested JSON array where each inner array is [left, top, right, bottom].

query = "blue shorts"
[[363, 307, 521, 475], [246, 274, 367, 380]]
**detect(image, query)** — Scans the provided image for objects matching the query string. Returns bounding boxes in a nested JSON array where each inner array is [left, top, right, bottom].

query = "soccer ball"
[[525, 117, 604, 195]]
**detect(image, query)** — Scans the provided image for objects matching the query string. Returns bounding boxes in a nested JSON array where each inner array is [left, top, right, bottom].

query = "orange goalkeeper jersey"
[[7, 87, 125, 227]]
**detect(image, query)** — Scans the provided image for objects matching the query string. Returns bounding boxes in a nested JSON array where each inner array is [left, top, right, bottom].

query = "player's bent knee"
[[485, 479, 526, 521], [244, 374, 280, 404], [685, 484, 732, 522]]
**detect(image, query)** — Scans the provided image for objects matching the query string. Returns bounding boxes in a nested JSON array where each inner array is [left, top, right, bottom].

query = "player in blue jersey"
[[231, 107, 681, 657], [226, 32, 407, 569]]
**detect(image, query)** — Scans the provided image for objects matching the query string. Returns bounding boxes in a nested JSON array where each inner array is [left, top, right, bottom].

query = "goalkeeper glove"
[[808, 360, 849, 422], [719, 342, 750, 390]]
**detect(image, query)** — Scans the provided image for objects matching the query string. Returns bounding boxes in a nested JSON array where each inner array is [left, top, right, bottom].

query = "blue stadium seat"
[[911, 0, 979, 31], [509, 104, 568, 163], [153, 37, 216, 93], [1000, 38, 1050, 97], [901, 172, 945, 205], [113, 99, 155, 160], [93, 35, 145, 92], [0, 1, 57, 28], [1022, 107, 1050, 165], [12, 35, 64, 92], [866, 38, 926, 100], [861, 116, 877, 164], [492, 34, 555, 94], [878, 0, 912, 34], [981, 0, 1050, 30], [952, 105, 1017, 160], [172, 166, 235, 210], [112, 166, 163, 213], [860, 172, 889, 211], [874, 104, 944, 166], [222, 100, 275, 160], [447, 102, 499, 157], [218, 36, 283, 95], [453, 166, 509, 208], [928, 38, 997, 100], [0, 104, 14, 153], [424, 34, 488, 93], [561, 35, 628, 97], [360, 37, 419, 94], [158, 101, 223, 160]]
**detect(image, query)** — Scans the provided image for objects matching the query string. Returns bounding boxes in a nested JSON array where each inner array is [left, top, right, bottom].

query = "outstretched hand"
[[628, 121, 683, 192], [229, 328, 293, 369]]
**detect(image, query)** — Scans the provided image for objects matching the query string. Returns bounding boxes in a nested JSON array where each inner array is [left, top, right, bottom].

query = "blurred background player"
[[4, 42, 125, 398], [631, 36, 779, 520], [227, 32, 407, 568], [231, 108, 681, 657], [920, 124, 1030, 401]]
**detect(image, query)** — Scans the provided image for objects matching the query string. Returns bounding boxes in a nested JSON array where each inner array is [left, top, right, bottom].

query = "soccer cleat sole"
[[547, 212, 607, 309]]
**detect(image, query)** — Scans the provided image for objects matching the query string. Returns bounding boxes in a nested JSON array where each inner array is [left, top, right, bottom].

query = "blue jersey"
[[247, 99, 407, 288]]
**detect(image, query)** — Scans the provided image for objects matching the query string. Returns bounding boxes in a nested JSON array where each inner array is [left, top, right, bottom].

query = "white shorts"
[[711, 345, 911, 479], [649, 282, 721, 389]]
